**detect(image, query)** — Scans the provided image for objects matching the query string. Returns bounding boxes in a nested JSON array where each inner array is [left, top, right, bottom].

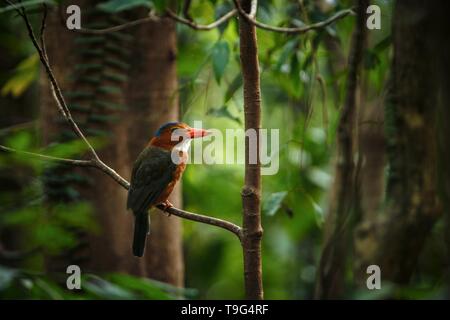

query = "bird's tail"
[[133, 210, 149, 257]]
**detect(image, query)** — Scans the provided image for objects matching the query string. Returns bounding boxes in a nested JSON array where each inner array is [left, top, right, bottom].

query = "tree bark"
[[125, 14, 183, 287], [354, 0, 445, 284], [40, 2, 183, 285], [237, 0, 263, 300]]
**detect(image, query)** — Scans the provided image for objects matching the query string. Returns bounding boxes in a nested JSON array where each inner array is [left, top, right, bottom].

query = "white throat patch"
[[174, 138, 192, 153]]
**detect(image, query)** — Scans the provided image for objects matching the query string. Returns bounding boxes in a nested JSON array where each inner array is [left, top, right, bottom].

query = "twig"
[[68, 0, 349, 35], [75, 9, 237, 34], [157, 205, 243, 241], [76, 15, 157, 34], [39, 3, 48, 59], [233, 0, 354, 34], [165, 8, 237, 30], [0, 145, 93, 167], [3, 0, 24, 17], [182, 0, 193, 21]]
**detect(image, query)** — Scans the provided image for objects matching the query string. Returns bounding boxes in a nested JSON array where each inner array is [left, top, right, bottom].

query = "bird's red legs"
[[160, 200, 174, 216]]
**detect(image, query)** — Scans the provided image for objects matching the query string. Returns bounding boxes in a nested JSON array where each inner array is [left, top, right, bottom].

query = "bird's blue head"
[[154, 122, 182, 137], [150, 122, 210, 150]]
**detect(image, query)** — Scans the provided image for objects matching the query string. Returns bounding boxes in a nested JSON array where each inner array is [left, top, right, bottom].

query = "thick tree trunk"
[[373, 0, 443, 282], [40, 2, 145, 274], [352, 96, 385, 282], [40, 3, 184, 285], [354, 0, 445, 284], [125, 15, 184, 287], [237, 0, 264, 300]]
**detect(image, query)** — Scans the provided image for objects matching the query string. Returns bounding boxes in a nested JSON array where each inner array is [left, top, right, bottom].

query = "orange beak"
[[188, 128, 210, 139]]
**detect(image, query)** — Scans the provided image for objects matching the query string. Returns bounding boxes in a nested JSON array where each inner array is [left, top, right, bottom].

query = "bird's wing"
[[127, 147, 177, 213]]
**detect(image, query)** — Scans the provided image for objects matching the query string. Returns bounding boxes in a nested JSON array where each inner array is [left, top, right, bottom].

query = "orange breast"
[[154, 162, 186, 204]]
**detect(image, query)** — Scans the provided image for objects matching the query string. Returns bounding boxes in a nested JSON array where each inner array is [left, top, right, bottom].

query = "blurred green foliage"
[[0, 265, 193, 299]]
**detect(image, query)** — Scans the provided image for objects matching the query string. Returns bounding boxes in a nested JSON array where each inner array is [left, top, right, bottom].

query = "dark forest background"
[[1, 0, 450, 299]]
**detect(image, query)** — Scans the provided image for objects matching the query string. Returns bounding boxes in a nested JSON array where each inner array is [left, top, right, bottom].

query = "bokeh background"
[[1, 0, 448, 299]]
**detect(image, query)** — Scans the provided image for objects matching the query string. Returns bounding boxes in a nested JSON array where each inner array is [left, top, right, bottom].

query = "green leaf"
[[1, 53, 39, 97], [290, 53, 300, 90], [44, 139, 93, 158], [53, 202, 98, 232], [151, 0, 167, 13], [97, 85, 122, 95], [4, 131, 33, 150], [207, 105, 241, 124], [364, 49, 381, 70], [97, 0, 151, 13], [106, 274, 174, 300], [276, 39, 298, 72], [373, 35, 392, 53], [215, 3, 233, 34], [34, 224, 78, 253], [211, 41, 230, 84], [2, 206, 41, 226], [224, 74, 242, 103], [83, 275, 136, 300], [263, 191, 288, 216]]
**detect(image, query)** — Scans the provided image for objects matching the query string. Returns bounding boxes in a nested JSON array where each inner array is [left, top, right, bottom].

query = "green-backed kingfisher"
[[127, 122, 209, 257]]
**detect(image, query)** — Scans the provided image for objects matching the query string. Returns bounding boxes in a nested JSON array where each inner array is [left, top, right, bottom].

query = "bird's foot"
[[160, 200, 174, 216]]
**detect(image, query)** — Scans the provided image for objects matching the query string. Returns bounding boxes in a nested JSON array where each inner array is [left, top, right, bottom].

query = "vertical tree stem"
[[315, 0, 367, 299], [237, 0, 264, 300]]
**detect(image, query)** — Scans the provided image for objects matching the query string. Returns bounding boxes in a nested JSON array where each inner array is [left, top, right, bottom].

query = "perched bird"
[[127, 122, 209, 257]]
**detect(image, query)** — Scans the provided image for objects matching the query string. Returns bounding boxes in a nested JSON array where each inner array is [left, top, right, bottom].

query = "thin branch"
[[68, 0, 349, 35], [76, 15, 157, 34], [75, 9, 237, 34], [39, 3, 48, 59], [0, 145, 94, 167], [158, 205, 243, 241], [165, 8, 237, 30], [3, 0, 23, 17], [233, 0, 354, 34], [182, 0, 193, 21]]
